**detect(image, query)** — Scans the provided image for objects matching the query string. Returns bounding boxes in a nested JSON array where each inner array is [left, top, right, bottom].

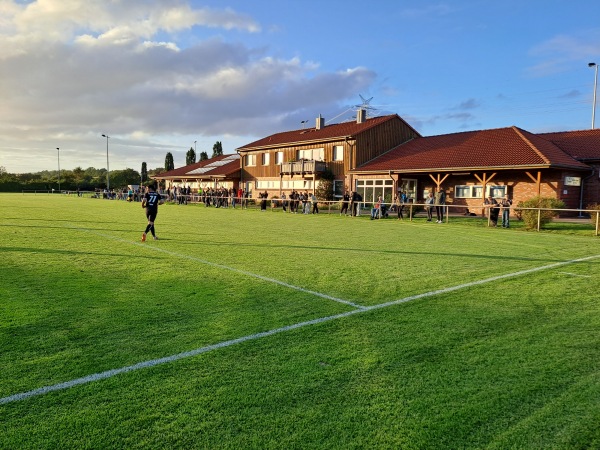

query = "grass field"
[[2, 193, 600, 449]]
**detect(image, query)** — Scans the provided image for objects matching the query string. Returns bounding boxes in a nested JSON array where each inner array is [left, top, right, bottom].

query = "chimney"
[[356, 108, 366, 124], [316, 114, 325, 130]]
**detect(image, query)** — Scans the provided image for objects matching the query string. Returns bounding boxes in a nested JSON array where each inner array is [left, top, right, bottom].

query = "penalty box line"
[[2, 252, 599, 406], [69, 225, 367, 311]]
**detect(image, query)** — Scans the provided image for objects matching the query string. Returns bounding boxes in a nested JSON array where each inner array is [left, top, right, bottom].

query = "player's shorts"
[[146, 208, 157, 222]]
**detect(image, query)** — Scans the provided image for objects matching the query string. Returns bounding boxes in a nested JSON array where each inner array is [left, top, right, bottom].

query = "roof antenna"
[[354, 94, 377, 119]]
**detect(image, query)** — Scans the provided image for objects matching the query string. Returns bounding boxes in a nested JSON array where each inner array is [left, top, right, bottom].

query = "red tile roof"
[[538, 129, 600, 160], [354, 126, 590, 173], [153, 154, 240, 179], [237, 114, 420, 150]]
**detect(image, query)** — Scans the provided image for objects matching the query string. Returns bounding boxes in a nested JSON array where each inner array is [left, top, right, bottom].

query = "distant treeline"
[[0, 166, 164, 192]]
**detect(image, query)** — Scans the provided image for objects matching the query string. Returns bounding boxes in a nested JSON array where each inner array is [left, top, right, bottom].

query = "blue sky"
[[1, 0, 599, 173]]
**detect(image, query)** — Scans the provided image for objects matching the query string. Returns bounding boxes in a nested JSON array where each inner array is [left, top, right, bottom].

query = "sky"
[[1, 0, 599, 174]]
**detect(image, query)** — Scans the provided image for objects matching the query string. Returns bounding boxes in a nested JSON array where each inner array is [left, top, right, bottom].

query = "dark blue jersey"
[[144, 191, 161, 210]]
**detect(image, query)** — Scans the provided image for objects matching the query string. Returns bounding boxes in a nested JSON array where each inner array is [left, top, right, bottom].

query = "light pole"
[[590, 63, 598, 129], [101, 134, 110, 192], [56, 147, 60, 193]]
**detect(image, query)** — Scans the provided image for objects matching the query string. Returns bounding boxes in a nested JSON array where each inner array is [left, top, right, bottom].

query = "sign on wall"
[[564, 176, 581, 186]]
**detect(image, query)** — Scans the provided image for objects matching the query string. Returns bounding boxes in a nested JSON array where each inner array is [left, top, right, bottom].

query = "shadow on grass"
[[171, 239, 586, 264], [1, 246, 162, 259], [2, 217, 140, 225]]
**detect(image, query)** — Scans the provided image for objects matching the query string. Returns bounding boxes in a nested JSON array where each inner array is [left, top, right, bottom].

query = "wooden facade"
[[237, 113, 420, 198]]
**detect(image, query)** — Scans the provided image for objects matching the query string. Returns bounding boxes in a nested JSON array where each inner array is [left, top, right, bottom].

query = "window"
[[333, 180, 344, 198], [355, 179, 394, 204], [455, 185, 472, 198], [333, 145, 344, 161], [399, 179, 417, 200], [261, 153, 270, 166], [454, 185, 482, 199], [296, 148, 324, 161], [487, 185, 506, 198], [245, 154, 256, 166], [275, 151, 284, 165], [256, 180, 280, 189], [455, 184, 506, 198], [282, 180, 310, 189]]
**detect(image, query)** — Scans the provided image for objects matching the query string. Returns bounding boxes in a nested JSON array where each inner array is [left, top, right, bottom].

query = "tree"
[[72, 167, 85, 187], [165, 152, 174, 171], [199, 151, 209, 161], [186, 147, 196, 165], [141, 162, 148, 184], [212, 141, 223, 158], [111, 168, 141, 188], [315, 170, 335, 201]]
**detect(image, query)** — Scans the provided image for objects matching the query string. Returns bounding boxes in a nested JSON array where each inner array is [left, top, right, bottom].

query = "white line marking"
[[69, 226, 366, 310], [2, 253, 599, 405], [0, 310, 361, 405], [559, 272, 592, 278], [367, 254, 600, 311]]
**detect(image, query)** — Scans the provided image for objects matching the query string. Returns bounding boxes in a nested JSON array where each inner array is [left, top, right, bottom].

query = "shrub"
[[315, 170, 335, 201], [516, 196, 565, 230], [586, 202, 600, 223]]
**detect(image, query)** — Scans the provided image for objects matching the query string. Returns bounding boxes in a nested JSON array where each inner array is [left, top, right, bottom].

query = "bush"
[[586, 202, 600, 223], [315, 170, 335, 201], [516, 196, 565, 230]]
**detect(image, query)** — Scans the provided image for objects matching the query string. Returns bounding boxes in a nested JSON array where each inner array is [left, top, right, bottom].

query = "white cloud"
[[526, 30, 600, 76], [0, 0, 376, 173]]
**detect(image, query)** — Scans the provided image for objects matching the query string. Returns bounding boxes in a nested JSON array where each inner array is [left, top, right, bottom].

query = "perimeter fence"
[[20, 190, 600, 235]]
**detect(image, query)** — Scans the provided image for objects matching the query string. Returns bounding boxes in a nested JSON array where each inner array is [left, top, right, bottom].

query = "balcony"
[[280, 159, 327, 176]]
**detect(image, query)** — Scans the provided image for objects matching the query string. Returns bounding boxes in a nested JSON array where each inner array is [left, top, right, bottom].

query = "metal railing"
[[22, 190, 600, 235], [280, 160, 327, 175]]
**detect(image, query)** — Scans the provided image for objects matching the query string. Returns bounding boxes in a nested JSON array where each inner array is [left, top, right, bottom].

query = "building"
[[152, 154, 241, 192], [350, 126, 600, 211], [236, 111, 420, 198]]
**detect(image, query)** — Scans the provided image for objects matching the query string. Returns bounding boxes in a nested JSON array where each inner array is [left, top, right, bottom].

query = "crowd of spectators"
[[100, 183, 512, 229]]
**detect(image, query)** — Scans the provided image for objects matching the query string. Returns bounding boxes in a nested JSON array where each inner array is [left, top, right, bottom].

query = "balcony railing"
[[280, 159, 327, 175]]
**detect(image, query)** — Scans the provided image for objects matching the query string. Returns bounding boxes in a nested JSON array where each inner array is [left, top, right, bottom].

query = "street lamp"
[[590, 63, 598, 130], [56, 147, 60, 193], [101, 134, 110, 192]]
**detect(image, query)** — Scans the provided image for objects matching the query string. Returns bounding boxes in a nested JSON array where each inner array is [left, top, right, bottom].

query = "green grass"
[[1, 193, 600, 449]]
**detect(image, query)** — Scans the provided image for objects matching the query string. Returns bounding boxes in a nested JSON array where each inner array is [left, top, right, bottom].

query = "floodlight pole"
[[57, 147, 60, 193], [590, 63, 598, 129], [102, 134, 110, 192]]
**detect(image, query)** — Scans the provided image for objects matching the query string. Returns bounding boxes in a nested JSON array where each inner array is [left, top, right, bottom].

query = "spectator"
[[485, 195, 500, 227], [311, 193, 319, 214], [435, 187, 446, 223], [394, 194, 404, 220], [260, 191, 268, 211], [371, 196, 382, 220], [500, 195, 512, 228], [425, 192, 435, 222], [340, 191, 350, 216]]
